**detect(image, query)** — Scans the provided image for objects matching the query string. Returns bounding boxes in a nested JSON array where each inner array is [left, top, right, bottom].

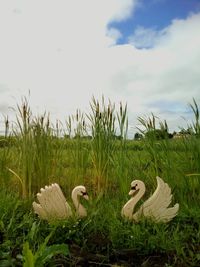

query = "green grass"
[[0, 190, 199, 266], [0, 97, 199, 266]]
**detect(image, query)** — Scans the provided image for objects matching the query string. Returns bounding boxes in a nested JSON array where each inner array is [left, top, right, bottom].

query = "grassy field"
[[0, 98, 199, 266]]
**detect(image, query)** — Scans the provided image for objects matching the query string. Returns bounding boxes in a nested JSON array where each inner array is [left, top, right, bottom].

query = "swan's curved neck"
[[72, 190, 87, 217], [133, 186, 145, 205], [122, 183, 145, 220]]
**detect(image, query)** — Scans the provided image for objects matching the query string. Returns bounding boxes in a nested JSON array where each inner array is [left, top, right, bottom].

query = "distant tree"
[[113, 134, 123, 140], [179, 127, 193, 135], [64, 134, 70, 139], [137, 114, 170, 140], [134, 132, 143, 140], [145, 129, 169, 140], [81, 135, 92, 140]]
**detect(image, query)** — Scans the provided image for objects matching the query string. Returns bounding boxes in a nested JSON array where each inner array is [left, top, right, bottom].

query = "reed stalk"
[[137, 114, 171, 180], [0, 116, 12, 188], [189, 98, 200, 137], [10, 99, 64, 197], [88, 96, 116, 193], [12, 98, 35, 198], [70, 109, 89, 184], [115, 102, 129, 194], [31, 114, 54, 191]]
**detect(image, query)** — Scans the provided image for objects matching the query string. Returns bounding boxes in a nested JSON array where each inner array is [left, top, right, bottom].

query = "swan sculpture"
[[32, 183, 89, 222], [121, 176, 179, 223]]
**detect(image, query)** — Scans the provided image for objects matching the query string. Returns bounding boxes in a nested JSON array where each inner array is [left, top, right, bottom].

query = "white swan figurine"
[[32, 183, 89, 222], [121, 176, 179, 223]]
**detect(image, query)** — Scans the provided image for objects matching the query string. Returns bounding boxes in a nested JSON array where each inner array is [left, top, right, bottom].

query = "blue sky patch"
[[147, 99, 193, 115], [108, 0, 200, 46]]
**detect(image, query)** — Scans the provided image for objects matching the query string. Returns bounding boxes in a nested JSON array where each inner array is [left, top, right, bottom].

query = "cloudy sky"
[[0, 0, 200, 137]]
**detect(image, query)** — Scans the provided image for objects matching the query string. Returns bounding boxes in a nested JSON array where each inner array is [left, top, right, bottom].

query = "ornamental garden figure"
[[33, 183, 89, 222], [121, 176, 179, 223]]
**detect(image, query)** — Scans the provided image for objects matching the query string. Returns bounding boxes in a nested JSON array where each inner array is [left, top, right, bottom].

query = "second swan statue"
[[121, 176, 179, 223], [33, 183, 89, 222]]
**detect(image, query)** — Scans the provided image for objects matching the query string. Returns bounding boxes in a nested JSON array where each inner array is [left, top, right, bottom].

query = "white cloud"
[[111, 12, 200, 133], [0, 1, 199, 137], [128, 26, 166, 48], [0, 1, 136, 114], [106, 28, 122, 45]]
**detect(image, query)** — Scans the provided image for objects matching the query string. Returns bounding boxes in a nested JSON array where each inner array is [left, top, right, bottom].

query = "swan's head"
[[129, 180, 145, 196], [72, 185, 89, 200]]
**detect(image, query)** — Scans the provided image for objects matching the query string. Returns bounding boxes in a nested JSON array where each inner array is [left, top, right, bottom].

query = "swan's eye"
[[81, 191, 88, 196]]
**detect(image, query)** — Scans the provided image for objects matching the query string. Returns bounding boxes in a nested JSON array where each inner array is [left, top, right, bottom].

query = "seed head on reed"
[[120, 101, 123, 117], [4, 116, 9, 137], [96, 102, 99, 118], [40, 116, 44, 125], [47, 117, 50, 128], [76, 109, 79, 122]]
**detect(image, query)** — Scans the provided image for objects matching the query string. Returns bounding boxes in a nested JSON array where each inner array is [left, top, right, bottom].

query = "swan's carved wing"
[[139, 176, 179, 222], [32, 183, 72, 221]]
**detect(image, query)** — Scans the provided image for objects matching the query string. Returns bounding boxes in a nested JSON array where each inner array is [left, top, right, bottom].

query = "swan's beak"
[[129, 190, 134, 196], [129, 188, 139, 196], [83, 192, 89, 200]]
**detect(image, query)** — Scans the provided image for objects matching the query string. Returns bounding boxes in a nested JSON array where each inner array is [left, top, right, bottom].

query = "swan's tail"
[[157, 203, 179, 223], [32, 183, 72, 221], [32, 201, 48, 220]]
